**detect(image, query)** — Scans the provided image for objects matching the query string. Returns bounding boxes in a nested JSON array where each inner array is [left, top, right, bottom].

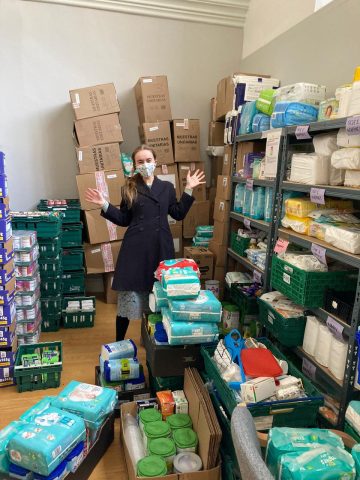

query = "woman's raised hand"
[[186, 169, 206, 189], [85, 188, 106, 207]]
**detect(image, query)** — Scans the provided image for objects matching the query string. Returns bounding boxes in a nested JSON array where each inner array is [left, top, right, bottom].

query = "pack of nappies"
[[103, 358, 140, 382], [273, 83, 326, 106], [285, 198, 324, 218], [0, 421, 27, 474], [195, 226, 214, 238], [234, 184, 245, 213], [331, 148, 360, 170], [167, 290, 221, 323], [162, 308, 219, 346], [289, 153, 330, 185], [161, 268, 200, 300], [346, 402, 360, 436], [8, 407, 86, 476], [20, 397, 55, 423], [281, 214, 312, 235], [323, 224, 360, 254], [264, 187, 274, 222], [249, 186, 265, 220], [337, 128, 360, 148], [252, 113, 271, 133], [239, 101, 258, 135], [100, 340, 137, 361], [256, 89, 276, 116], [352, 444, 360, 480], [345, 170, 360, 187], [51, 381, 117, 432], [149, 281, 168, 313], [155, 259, 200, 282], [271, 102, 318, 128], [313, 132, 338, 156]]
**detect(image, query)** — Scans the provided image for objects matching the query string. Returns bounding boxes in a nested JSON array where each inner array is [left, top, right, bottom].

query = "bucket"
[[205, 280, 219, 298]]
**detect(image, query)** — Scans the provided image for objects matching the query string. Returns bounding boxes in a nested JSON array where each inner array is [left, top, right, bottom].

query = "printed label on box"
[[149, 126, 159, 132], [346, 115, 360, 135], [326, 316, 344, 340], [143, 78, 153, 84]]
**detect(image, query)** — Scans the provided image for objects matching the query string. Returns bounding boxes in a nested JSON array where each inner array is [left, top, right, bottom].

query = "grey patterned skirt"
[[117, 291, 151, 320]]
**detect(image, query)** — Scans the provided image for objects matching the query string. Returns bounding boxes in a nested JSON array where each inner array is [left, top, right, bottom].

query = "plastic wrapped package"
[[167, 290, 221, 323], [345, 170, 360, 187], [252, 113, 270, 133], [243, 152, 264, 178], [264, 187, 274, 222], [233, 75, 280, 108], [250, 186, 265, 220], [313, 133, 337, 156], [328, 336, 347, 381], [348, 80, 360, 117], [302, 316, 320, 356], [103, 358, 140, 382], [280, 253, 327, 272], [271, 102, 319, 128], [317, 98, 338, 121], [281, 214, 312, 235], [162, 308, 219, 345], [195, 226, 213, 238], [331, 148, 360, 170], [256, 89, 276, 115], [346, 401, 360, 436], [289, 153, 330, 185], [0, 422, 27, 474], [324, 224, 360, 254], [161, 268, 201, 300], [149, 281, 168, 313], [239, 101, 258, 135], [336, 84, 352, 118], [234, 183, 245, 213], [352, 444, 360, 480], [330, 166, 345, 186], [285, 198, 325, 218], [155, 259, 200, 282], [273, 83, 326, 106], [242, 188, 252, 217], [337, 128, 360, 148], [314, 324, 332, 367]]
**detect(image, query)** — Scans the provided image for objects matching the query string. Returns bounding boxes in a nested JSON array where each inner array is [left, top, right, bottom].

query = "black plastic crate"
[[324, 288, 355, 324]]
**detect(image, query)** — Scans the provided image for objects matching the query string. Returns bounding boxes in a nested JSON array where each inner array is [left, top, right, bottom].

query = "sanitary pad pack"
[[161, 268, 200, 300], [167, 290, 221, 323], [271, 102, 319, 128], [252, 113, 271, 133], [331, 148, 360, 170], [239, 101, 258, 135]]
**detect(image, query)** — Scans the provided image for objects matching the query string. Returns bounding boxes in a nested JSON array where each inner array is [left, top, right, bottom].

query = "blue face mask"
[[137, 162, 156, 178]]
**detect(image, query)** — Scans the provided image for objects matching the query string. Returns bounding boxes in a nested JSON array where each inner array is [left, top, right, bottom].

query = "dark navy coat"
[[101, 176, 194, 292]]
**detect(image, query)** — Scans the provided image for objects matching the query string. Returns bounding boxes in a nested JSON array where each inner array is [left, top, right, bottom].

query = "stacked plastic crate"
[[13, 231, 42, 344]]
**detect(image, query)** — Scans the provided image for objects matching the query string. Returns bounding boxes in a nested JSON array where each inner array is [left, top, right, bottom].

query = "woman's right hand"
[[85, 188, 106, 207]]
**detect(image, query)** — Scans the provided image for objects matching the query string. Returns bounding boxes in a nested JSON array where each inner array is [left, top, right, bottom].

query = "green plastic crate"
[[257, 298, 306, 347], [41, 312, 61, 332], [62, 248, 84, 271], [39, 253, 62, 275], [147, 362, 184, 393], [231, 231, 251, 257], [40, 275, 63, 296], [38, 199, 81, 224], [230, 283, 259, 324], [61, 223, 83, 248], [271, 255, 357, 308], [38, 236, 62, 258], [62, 269, 85, 295], [62, 296, 95, 328], [41, 295, 62, 316], [201, 339, 323, 428], [11, 212, 62, 239], [14, 341, 62, 392]]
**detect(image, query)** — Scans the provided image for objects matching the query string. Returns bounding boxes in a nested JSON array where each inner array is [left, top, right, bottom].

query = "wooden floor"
[[0, 297, 144, 479]]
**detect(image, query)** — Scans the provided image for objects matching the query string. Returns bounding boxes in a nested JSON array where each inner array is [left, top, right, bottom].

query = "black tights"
[[116, 315, 129, 342]]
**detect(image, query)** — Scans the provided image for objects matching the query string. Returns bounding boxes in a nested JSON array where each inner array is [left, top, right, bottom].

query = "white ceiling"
[[25, 0, 251, 27]]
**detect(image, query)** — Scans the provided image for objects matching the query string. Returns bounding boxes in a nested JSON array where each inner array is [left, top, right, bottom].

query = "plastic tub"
[[148, 437, 176, 473], [173, 428, 198, 453], [137, 456, 167, 477], [139, 408, 162, 435], [144, 421, 171, 448], [166, 414, 192, 431], [173, 452, 202, 473]]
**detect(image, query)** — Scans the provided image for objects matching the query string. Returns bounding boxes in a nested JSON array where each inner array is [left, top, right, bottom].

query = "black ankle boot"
[[116, 315, 129, 341]]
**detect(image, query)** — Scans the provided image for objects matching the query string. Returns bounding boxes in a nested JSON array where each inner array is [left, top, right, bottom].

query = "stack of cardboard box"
[[69, 83, 125, 300]]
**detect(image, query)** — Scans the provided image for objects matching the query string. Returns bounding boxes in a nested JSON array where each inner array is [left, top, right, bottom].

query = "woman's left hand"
[[186, 169, 206, 189]]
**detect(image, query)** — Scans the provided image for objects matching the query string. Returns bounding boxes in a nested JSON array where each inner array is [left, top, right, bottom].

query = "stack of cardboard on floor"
[[69, 83, 125, 297]]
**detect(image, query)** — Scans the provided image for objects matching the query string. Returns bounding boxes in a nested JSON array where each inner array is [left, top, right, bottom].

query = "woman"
[[85, 145, 205, 341]]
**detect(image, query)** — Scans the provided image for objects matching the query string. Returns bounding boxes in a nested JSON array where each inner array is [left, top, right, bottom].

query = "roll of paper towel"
[[329, 336, 348, 380], [303, 316, 320, 357], [315, 324, 333, 367]]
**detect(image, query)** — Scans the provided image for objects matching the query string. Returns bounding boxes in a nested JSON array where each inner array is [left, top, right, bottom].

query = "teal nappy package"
[[0, 421, 27, 473], [195, 226, 213, 238], [161, 268, 200, 300], [20, 397, 54, 423], [352, 444, 360, 480], [250, 186, 265, 220], [239, 101, 258, 135], [167, 290, 221, 323], [8, 407, 86, 476]]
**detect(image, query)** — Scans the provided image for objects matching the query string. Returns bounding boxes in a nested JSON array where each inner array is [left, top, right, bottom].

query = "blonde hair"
[[122, 145, 157, 207]]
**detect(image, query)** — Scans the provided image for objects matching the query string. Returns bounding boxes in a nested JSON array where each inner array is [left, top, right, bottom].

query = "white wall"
[[240, 0, 359, 94], [242, 0, 315, 58], [0, 0, 242, 210]]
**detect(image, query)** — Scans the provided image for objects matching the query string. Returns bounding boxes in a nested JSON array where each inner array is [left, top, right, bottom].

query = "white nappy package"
[[346, 401, 360, 435], [331, 148, 360, 170], [167, 290, 221, 322], [313, 133, 338, 155], [289, 153, 330, 185], [348, 81, 360, 117], [314, 324, 333, 367], [328, 336, 347, 381], [336, 84, 353, 118], [337, 128, 360, 148], [324, 224, 360, 254], [302, 316, 320, 357], [280, 253, 327, 272], [344, 169, 360, 187], [273, 83, 326, 105]]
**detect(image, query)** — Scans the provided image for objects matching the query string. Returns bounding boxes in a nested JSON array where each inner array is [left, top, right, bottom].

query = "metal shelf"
[[310, 308, 351, 337], [227, 248, 264, 274], [232, 176, 275, 187], [294, 347, 343, 390], [282, 181, 360, 200], [286, 118, 347, 136], [230, 211, 270, 232], [235, 132, 264, 142], [278, 227, 360, 268]]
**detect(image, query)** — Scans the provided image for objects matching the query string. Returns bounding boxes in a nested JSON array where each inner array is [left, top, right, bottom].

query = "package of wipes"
[[167, 290, 221, 323], [162, 308, 219, 345]]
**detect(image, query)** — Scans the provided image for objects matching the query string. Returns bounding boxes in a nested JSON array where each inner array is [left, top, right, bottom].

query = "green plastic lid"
[[137, 455, 168, 477], [173, 428, 198, 449], [139, 408, 162, 425], [144, 420, 171, 438], [166, 414, 192, 430], [148, 314, 162, 325], [148, 437, 176, 457], [224, 304, 239, 312]]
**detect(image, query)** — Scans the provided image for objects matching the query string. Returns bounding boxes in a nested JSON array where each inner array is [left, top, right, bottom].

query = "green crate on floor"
[[62, 248, 84, 271], [41, 295, 62, 316], [62, 296, 95, 328], [147, 362, 184, 393], [38, 236, 62, 258], [257, 297, 306, 347], [11, 212, 62, 238], [271, 255, 357, 308], [38, 199, 81, 224], [231, 232, 251, 257], [201, 339, 323, 428], [42, 312, 61, 332], [61, 223, 83, 248], [14, 341, 62, 392], [62, 269, 85, 295], [39, 253, 62, 275], [40, 275, 63, 296]]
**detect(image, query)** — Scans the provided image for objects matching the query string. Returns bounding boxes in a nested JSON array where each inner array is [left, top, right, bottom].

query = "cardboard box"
[[103, 273, 117, 304], [222, 145, 233, 176], [216, 175, 231, 201], [209, 239, 227, 267], [208, 186, 217, 222], [134, 75, 172, 124], [69, 83, 120, 120], [172, 119, 201, 163], [84, 241, 121, 274], [84, 208, 127, 244], [241, 377, 276, 404], [184, 246, 214, 281], [210, 97, 217, 123], [76, 169, 125, 211], [183, 201, 210, 238], [213, 197, 230, 224], [76, 143, 121, 174], [236, 141, 264, 174], [154, 164, 180, 198], [213, 220, 229, 246], [74, 113, 123, 147], [177, 162, 206, 201], [170, 224, 182, 255], [210, 156, 223, 188], [139, 121, 174, 165], [208, 122, 225, 146]]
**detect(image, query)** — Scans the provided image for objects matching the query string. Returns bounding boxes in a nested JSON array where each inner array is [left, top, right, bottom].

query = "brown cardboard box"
[[214, 266, 226, 282], [184, 246, 214, 281], [236, 141, 264, 174], [76, 169, 125, 211], [208, 186, 217, 222], [103, 273, 118, 304], [170, 224, 182, 255], [177, 162, 206, 201], [139, 121, 174, 165], [69, 83, 120, 120], [183, 201, 210, 238], [216, 175, 231, 201], [209, 240, 227, 267], [134, 75, 172, 124], [172, 119, 200, 163], [222, 145, 233, 176], [213, 220, 229, 246], [75, 143, 121, 174], [213, 197, 230, 223], [84, 208, 127, 244], [210, 156, 223, 188], [182, 237, 192, 256], [210, 97, 217, 122], [208, 122, 225, 146], [73, 113, 123, 147], [84, 241, 121, 274], [154, 164, 180, 197]]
